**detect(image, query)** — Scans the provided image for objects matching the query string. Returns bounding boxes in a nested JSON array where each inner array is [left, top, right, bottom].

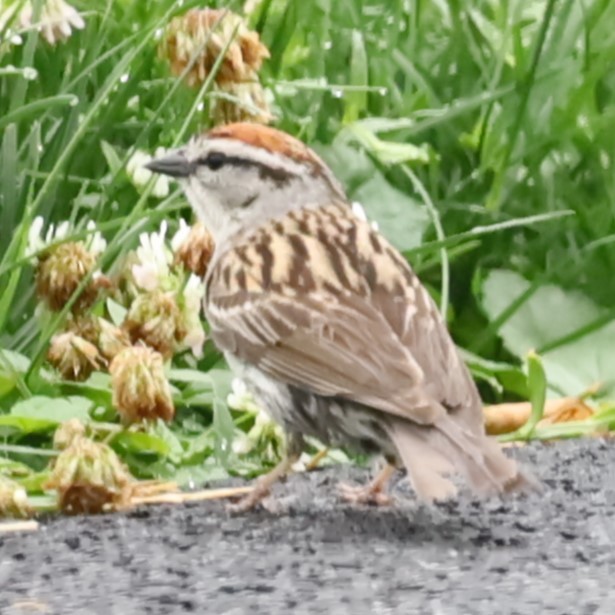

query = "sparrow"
[[146, 123, 533, 511]]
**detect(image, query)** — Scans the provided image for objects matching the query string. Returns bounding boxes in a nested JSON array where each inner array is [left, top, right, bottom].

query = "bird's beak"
[[145, 152, 194, 178]]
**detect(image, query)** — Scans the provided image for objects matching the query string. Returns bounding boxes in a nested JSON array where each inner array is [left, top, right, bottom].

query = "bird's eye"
[[199, 152, 227, 171]]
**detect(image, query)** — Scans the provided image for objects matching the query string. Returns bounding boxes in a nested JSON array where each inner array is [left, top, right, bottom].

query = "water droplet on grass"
[[23, 67, 38, 80]]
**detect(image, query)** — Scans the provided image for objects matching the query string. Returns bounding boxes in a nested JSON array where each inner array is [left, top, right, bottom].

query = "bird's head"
[[146, 123, 346, 246]]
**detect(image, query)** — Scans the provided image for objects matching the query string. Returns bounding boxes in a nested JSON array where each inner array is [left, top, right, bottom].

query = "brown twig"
[[484, 397, 594, 435], [131, 485, 254, 506], [0, 520, 39, 533]]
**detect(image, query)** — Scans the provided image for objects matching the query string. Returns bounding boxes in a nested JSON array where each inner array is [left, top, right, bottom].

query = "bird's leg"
[[305, 447, 329, 471], [227, 434, 304, 513], [338, 459, 397, 506]]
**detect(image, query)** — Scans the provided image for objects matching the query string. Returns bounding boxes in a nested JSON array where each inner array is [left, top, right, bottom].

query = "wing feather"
[[208, 288, 444, 424], [205, 203, 477, 427]]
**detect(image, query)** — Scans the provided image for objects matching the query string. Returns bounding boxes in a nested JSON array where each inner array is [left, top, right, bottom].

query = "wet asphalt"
[[1, 438, 614, 615]]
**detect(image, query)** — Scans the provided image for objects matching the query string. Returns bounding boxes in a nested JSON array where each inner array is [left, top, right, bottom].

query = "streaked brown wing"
[[206, 203, 479, 427]]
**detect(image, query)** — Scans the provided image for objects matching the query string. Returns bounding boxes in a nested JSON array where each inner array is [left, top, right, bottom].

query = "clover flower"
[[44, 434, 133, 514], [0, 0, 84, 47], [160, 8, 272, 125], [179, 274, 207, 357], [65, 315, 130, 362], [28, 217, 108, 312], [123, 290, 184, 359], [130, 221, 175, 293], [210, 80, 273, 125], [228, 379, 285, 461], [0, 476, 31, 518], [47, 331, 104, 381], [53, 418, 87, 450], [161, 8, 269, 86], [173, 220, 214, 278], [126, 221, 207, 358], [109, 345, 175, 424], [126, 148, 170, 198]]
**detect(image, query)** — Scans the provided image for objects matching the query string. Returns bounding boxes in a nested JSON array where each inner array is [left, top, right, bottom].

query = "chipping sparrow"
[[147, 123, 535, 511]]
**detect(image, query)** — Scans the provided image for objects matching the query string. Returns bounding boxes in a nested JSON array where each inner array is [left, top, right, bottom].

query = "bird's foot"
[[227, 455, 296, 514], [337, 462, 397, 506], [338, 482, 393, 506], [226, 478, 272, 513]]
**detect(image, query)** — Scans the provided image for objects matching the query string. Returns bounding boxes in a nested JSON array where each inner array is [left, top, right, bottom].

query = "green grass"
[[1, 0, 615, 512]]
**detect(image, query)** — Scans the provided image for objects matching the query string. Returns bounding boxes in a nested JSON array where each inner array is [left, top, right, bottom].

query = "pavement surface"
[[1, 439, 615, 615]]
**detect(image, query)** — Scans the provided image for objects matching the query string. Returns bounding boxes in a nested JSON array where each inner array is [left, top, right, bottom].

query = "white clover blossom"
[[351, 201, 379, 231], [170, 218, 191, 253], [126, 151, 151, 185], [227, 379, 285, 456], [231, 431, 253, 455], [126, 148, 170, 198], [26, 216, 105, 260], [26, 216, 46, 257], [11, 0, 85, 46], [183, 273, 204, 314], [131, 221, 174, 292], [0, 3, 24, 46], [248, 406, 285, 449], [181, 274, 206, 357], [85, 220, 107, 255], [129, 222, 207, 358], [183, 325, 206, 358], [227, 378, 261, 413]]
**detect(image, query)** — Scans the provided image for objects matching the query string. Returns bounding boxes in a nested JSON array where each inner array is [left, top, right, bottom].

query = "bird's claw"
[[226, 482, 271, 514], [337, 481, 393, 506]]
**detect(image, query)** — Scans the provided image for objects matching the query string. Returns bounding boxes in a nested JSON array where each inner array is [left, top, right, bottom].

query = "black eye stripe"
[[196, 151, 296, 186]]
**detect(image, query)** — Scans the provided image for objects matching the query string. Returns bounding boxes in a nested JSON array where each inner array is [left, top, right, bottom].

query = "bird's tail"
[[385, 413, 538, 502]]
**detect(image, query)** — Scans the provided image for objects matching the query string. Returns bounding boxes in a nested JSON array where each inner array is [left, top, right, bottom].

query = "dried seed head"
[[211, 80, 272, 126], [97, 318, 131, 361], [47, 331, 104, 381], [123, 291, 183, 359], [67, 313, 101, 343], [44, 436, 133, 514], [65, 315, 130, 363], [0, 476, 31, 519], [160, 8, 269, 88], [36, 242, 98, 312], [53, 418, 87, 450], [109, 346, 175, 424], [173, 221, 215, 278]]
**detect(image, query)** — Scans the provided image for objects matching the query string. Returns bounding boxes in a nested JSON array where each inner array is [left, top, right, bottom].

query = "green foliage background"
[[1, 0, 615, 498]]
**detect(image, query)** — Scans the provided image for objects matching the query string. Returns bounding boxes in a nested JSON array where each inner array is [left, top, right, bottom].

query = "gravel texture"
[[1, 439, 615, 615]]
